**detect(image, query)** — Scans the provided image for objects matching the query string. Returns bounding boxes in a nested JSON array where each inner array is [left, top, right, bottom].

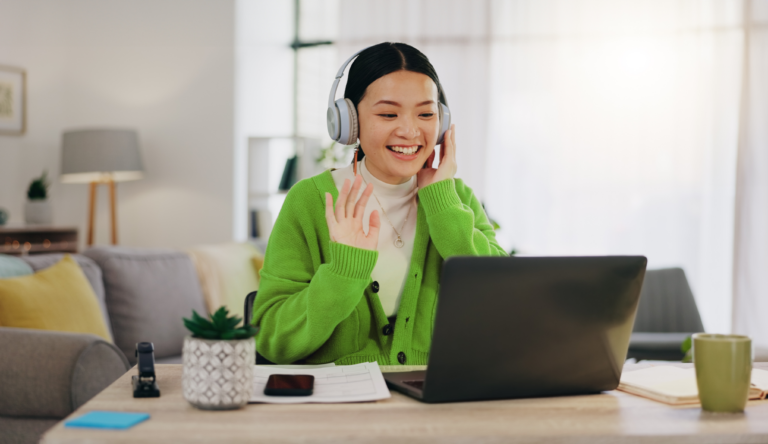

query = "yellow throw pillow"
[[0, 255, 111, 341], [252, 255, 264, 279]]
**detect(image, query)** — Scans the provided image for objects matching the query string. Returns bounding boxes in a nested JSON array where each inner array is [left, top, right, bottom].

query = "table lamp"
[[60, 129, 144, 246]]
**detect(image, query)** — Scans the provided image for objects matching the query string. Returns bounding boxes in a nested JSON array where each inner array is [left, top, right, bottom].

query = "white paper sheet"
[[249, 362, 391, 404], [261, 363, 336, 369]]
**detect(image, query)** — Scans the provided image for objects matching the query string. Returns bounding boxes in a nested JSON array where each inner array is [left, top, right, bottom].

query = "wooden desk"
[[42, 364, 768, 444]]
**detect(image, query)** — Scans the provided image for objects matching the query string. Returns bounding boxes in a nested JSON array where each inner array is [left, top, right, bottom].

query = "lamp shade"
[[60, 129, 144, 183]]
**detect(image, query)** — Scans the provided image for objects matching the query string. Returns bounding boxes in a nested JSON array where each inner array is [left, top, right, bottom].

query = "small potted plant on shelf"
[[24, 170, 52, 225], [181, 307, 258, 410]]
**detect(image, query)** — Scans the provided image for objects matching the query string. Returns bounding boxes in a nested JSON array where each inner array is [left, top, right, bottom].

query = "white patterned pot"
[[24, 200, 52, 225], [182, 336, 255, 410]]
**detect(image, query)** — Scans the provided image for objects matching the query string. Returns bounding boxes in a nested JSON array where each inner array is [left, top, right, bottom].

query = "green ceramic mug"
[[693, 333, 752, 413]]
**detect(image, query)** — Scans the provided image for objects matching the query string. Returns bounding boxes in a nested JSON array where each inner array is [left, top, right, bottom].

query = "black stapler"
[[132, 342, 160, 398]]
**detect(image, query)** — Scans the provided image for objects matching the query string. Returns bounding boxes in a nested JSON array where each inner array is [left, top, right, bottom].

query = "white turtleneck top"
[[331, 157, 418, 317]]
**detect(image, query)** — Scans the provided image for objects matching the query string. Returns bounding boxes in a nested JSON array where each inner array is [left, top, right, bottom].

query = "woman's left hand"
[[418, 124, 457, 189]]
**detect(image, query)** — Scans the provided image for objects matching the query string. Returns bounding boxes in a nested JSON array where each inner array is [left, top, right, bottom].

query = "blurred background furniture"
[[60, 129, 145, 246], [0, 227, 78, 256], [187, 242, 264, 319], [628, 268, 705, 361], [0, 328, 128, 444], [0, 242, 262, 444]]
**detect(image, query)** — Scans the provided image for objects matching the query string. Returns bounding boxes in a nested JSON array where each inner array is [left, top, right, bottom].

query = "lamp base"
[[88, 179, 118, 246]]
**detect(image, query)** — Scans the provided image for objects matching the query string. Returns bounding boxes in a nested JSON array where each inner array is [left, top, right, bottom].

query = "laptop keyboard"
[[403, 380, 424, 390]]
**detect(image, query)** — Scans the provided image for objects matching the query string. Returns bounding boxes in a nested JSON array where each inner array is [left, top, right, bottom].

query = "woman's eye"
[[378, 114, 397, 118], [420, 113, 435, 118]]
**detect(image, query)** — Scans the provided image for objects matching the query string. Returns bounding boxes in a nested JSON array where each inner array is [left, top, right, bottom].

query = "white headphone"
[[326, 47, 452, 146]]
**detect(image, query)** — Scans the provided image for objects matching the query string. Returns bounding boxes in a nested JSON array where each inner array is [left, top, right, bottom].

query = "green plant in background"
[[681, 335, 693, 363], [183, 307, 258, 340], [480, 202, 517, 255], [27, 170, 50, 200], [481, 202, 502, 230], [317, 141, 354, 169]]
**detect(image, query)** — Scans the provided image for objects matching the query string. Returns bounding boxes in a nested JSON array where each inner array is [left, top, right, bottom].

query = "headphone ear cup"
[[437, 102, 452, 145], [345, 98, 359, 144], [334, 98, 359, 145], [327, 105, 341, 141]]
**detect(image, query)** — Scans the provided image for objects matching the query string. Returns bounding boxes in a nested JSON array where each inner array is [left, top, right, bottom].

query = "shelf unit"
[[0, 226, 79, 256], [247, 136, 323, 244]]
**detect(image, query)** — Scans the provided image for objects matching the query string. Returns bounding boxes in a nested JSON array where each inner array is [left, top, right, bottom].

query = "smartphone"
[[264, 374, 314, 396]]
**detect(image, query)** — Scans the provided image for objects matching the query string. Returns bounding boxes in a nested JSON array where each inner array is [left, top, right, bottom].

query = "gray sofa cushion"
[[0, 327, 129, 418], [83, 246, 206, 364], [20, 253, 112, 339], [0, 417, 60, 444]]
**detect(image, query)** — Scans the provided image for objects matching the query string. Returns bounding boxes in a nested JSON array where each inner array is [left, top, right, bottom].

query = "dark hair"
[[345, 42, 446, 162]]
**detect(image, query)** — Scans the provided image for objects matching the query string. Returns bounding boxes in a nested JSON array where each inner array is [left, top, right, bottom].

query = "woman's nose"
[[394, 117, 420, 139]]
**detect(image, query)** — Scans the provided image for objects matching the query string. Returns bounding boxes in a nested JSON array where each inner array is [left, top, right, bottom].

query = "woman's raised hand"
[[418, 124, 457, 189], [325, 175, 381, 251]]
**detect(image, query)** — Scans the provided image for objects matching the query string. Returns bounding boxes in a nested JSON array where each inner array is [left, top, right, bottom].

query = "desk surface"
[[42, 363, 768, 444]]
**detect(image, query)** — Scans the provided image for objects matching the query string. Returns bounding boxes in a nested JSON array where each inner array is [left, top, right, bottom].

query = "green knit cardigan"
[[251, 169, 507, 365]]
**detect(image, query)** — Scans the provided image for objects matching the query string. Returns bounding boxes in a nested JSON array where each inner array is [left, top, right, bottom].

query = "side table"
[[0, 226, 78, 256]]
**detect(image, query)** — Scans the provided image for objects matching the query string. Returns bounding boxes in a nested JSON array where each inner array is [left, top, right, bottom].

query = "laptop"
[[384, 255, 647, 403]]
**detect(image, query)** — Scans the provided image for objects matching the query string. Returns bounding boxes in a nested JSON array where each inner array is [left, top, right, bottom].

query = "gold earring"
[[353, 145, 360, 176]]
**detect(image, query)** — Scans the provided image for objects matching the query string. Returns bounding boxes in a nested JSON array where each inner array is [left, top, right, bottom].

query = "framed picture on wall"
[[0, 65, 27, 136]]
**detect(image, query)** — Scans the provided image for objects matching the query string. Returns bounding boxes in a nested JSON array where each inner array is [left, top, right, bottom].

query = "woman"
[[252, 42, 507, 365]]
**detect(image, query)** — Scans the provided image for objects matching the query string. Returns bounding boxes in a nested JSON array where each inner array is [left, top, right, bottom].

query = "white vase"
[[24, 200, 52, 225], [182, 336, 255, 410]]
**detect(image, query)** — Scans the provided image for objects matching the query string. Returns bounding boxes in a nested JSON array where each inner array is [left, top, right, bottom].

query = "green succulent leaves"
[[27, 170, 50, 200], [681, 335, 693, 363], [183, 307, 258, 340]]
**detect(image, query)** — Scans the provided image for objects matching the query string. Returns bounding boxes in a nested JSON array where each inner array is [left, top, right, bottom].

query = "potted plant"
[[181, 307, 258, 410], [24, 170, 52, 225]]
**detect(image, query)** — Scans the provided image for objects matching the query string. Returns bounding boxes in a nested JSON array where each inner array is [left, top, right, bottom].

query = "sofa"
[[0, 243, 262, 444]]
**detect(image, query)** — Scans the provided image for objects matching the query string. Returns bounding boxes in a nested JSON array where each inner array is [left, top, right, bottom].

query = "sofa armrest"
[[0, 327, 129, 418]]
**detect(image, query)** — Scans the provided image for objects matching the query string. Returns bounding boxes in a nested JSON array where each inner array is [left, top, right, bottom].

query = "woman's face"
[[356, 70, 440, 184]]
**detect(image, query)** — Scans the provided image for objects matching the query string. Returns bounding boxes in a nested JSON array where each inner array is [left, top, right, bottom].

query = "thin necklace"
[[359, 167, 416, 248]]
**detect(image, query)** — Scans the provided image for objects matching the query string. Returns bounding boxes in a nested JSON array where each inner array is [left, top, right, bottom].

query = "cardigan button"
[[371, 281, 380, 293], [382, 324, 393, 336], [397, 351, 406, 364]]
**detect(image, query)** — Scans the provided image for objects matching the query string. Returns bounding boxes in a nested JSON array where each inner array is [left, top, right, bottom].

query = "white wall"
[[233, 0, 294, 241], [0, 0, 236, 249]]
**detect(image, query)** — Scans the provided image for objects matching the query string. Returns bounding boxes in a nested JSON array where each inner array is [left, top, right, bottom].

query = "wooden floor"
[[41, 363, 768, 444]]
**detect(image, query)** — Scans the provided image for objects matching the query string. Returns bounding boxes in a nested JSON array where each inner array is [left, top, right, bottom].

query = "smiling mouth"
[[387, 145, 422, 156]]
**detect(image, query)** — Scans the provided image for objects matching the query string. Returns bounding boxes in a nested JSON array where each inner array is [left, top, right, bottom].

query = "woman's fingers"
[[346, 175, 363, 218], [354, 183, 373, 219], [324, 193, 336, 239], [424, 149, 436, 170], [444, 124, 455, 163], [336, 178, 350, 220], [367, 210, 381, 240]]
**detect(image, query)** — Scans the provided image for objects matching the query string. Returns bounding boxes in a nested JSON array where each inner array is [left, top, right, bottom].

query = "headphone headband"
[[327, 48, 367, 110]]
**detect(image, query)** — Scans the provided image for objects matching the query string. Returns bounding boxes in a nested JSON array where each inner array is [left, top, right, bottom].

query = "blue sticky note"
[[65, 411, 150, 430]]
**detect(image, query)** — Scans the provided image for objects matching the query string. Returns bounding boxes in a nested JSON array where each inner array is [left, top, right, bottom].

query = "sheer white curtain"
[[733, 1, 768, 349], [485, 0, 744, 334]]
